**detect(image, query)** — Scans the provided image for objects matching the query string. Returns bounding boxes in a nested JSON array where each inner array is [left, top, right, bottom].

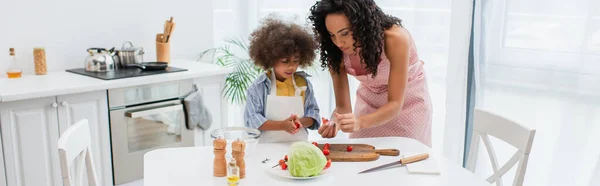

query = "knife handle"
[[400, 153, 429, 164]]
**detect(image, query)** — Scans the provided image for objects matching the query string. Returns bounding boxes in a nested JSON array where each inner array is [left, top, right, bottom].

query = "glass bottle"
[[227, 158, 240, 186], [6, 48, 22, 78]]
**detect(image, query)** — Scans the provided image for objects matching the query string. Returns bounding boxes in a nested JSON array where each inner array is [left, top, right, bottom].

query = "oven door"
[[110, 99, 193, 185]]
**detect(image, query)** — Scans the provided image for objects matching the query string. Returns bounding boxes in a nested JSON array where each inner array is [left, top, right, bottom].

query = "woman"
[[309, 0, 433, 146]]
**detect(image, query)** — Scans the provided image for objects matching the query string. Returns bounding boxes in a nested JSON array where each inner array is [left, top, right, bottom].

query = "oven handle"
[[125, 104, 183, 118]]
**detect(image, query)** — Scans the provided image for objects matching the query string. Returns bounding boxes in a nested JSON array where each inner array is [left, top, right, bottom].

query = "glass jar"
[[34, 47, 47, 75]]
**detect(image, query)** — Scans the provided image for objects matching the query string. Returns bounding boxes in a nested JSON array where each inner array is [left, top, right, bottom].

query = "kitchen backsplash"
[[0, 0, 214, 77]]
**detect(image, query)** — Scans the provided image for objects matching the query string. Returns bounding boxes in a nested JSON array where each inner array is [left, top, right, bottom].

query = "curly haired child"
[[244, 16, 321, 143]]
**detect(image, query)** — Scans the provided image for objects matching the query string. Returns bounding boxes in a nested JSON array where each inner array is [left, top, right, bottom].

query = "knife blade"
[[358, 153, 429, 174]]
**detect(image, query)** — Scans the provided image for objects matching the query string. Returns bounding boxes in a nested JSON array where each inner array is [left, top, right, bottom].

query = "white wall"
[[0, 0, 214, 77]]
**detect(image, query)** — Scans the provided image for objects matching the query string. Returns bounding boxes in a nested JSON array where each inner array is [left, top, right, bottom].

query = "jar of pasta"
[[33, 47, 47, 75]]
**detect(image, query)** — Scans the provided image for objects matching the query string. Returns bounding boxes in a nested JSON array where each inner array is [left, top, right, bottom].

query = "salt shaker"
[[231, 138, 246, 179], [213, 137, 227, 177]]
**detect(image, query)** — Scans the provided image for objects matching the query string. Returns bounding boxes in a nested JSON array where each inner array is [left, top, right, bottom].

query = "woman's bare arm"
[[357, 27, 410, 129]]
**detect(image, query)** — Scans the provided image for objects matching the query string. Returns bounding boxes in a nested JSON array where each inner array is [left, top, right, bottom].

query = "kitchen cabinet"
[[56, 91, 112, 186], [0, 90, 111, 186], [0, 123, 7, 186], [0, 97, 62, 186]]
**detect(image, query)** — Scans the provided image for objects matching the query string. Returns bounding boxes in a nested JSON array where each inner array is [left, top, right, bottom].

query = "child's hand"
[[282, 114, 300, 134]]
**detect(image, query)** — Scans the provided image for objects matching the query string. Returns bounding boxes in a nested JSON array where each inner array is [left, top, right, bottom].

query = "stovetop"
[[66, 66, 188, 80]]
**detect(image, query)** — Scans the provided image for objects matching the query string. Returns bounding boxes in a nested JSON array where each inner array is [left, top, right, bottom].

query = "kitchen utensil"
[[210, 127, 261, 158], [116, 41, 145, 68], [166, 22, 175, 42], [85, 48, 117, 72], [357, 153, 429, 174], [126, 62, 169, 71], [156, 34, 165, 43], [315, 143, 400, 162]]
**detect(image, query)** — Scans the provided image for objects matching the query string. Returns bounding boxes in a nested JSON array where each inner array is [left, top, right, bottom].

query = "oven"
[[108, 79, 194, 185]]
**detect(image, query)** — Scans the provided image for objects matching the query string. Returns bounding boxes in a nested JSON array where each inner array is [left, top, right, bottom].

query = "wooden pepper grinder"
[[231, 138, 246, 179], [213, 137, 227, 177]]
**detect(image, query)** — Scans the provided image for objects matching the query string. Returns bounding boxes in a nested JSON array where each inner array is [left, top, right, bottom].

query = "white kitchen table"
[[144, 137, 490, 186]]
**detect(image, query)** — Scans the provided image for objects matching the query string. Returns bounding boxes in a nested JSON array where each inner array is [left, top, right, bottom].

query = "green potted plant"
[[198, 37, 320, 105]]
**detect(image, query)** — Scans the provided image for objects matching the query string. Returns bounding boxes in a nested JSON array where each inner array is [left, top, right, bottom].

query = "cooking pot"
[[85, 48, 117, 72], [116, 41, 145, 67]]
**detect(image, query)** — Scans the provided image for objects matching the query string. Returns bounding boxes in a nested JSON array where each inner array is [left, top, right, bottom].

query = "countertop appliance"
[[66, 66, 187, 80]]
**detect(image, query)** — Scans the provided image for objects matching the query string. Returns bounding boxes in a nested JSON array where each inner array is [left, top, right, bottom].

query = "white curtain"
[[472, 0, 600, 185], [212, 0, 473, 156]]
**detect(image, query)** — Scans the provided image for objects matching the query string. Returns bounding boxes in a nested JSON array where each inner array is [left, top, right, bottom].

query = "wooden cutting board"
[[316, 143, 400, 162]]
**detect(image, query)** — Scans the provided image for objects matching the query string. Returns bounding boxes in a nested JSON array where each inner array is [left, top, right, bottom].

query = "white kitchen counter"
[[0, 59, 232, 102]]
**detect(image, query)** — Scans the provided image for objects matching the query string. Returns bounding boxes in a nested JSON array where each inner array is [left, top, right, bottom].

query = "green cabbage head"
[[287, 142, 327, 177]]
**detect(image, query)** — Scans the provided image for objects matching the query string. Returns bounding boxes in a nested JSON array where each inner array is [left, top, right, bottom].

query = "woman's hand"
[[318, 117, 339, 138], [335, 113, 361, 133]]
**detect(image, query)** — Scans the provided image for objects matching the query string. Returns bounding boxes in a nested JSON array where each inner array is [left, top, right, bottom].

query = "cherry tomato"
[[294, 123, 300, 129], [321, 117, 329, 124], [324, 143, 331, 149], [279, 159, 285, 165], [312, 142, 318, 147], [284, 155, 288, 161], [281, 163, 288, 170], [323, 149, 330, 155], [347, 145, 353, 152], [324, 159, 332, 169]]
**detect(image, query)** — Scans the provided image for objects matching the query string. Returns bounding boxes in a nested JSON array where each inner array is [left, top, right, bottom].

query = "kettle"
[[85, 48, 118, 72]]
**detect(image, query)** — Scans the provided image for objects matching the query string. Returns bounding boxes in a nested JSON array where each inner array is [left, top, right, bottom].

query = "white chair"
[[57, 119, 100, 186], [466, 108, 536, 186]]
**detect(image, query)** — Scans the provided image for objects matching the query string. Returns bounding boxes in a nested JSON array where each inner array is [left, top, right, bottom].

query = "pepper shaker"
[[213, 137, 227, 177], [232, 138, 246, 179]]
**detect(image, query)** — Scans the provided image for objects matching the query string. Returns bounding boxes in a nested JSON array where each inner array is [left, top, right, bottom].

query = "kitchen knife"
[[357, 153, 429, 174]]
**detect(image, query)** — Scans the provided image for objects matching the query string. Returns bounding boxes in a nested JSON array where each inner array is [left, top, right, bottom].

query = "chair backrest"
[[466, 108, 536, 186], [57, 119, 99, 186]]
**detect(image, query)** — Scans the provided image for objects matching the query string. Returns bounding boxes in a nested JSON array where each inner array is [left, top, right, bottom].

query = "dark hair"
[[308, 0, 402, 77], [248, 16, 317, 70]]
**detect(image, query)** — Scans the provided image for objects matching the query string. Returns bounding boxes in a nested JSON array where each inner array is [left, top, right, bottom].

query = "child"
[[244, 16, 321, 143]]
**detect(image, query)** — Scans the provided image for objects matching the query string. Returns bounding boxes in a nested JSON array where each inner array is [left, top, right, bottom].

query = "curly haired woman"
[[310, 0, 433, 146], [244, 16, 322, 143]]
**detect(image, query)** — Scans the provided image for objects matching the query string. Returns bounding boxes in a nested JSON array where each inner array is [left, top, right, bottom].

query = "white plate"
[[265, 166, 329, 180]]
